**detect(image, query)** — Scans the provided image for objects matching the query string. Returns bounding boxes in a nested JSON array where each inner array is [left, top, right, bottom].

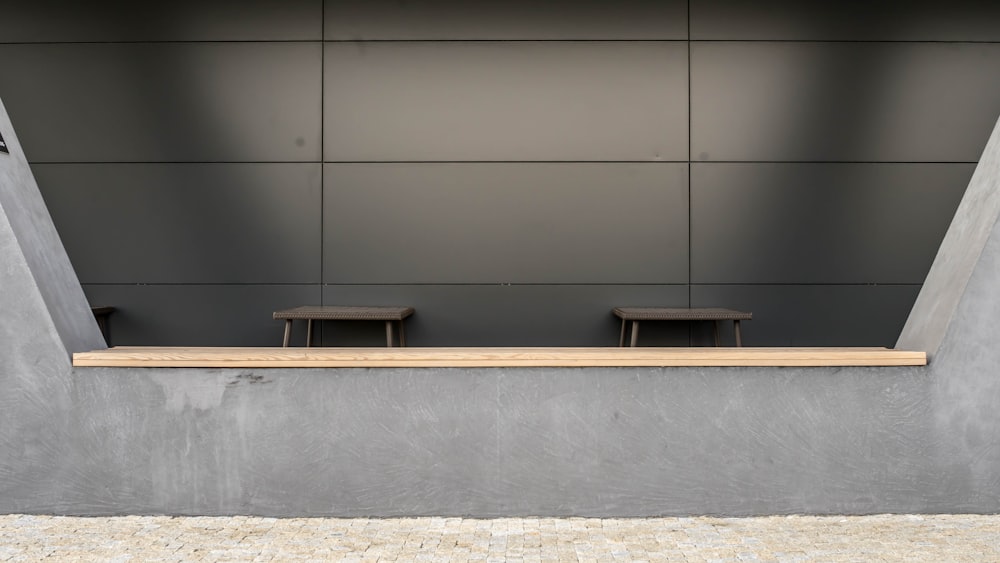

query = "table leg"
[[630, 321, 639, 347], [734, 320, 743, 347], [619, 319, 627, 347], [306, 319, 313, 348], [713, 321, 721, 347], [386, 321, 394, 347], [282, 320, 292, 348], [399, 320, 406, 347]]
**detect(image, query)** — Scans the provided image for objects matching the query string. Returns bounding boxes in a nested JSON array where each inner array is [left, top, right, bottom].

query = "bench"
[[73, 347, 926, 367], [273, 305, 414, 347], [613, 307, 752, 347]]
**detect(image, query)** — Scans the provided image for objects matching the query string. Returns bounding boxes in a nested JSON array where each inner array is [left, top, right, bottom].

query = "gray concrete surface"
[[897, 116, 1000, 358], [2, 96, 1000, 517], [0, 99, 105, 359], [4, 514, 1000, 562]]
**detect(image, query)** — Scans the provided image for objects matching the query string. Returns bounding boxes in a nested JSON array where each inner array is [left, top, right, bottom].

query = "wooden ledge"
[[73, 347, 926, 368]]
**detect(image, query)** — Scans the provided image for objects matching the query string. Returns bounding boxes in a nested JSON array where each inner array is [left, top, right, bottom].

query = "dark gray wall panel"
[[82, 284, 320, 346], [691, 42, 1000, 162], [0, 0, 322, 42], [321, 285, 690, 347], [692, 284, 920, 347], [0, 43, 321, 162], [691, 0, 1000, 41], [324, 42, 688, 162], [323, 163, 688, 284], [691, 163, 971, 284], [36, 164, 322, 283], [325, 0, 687, 40]]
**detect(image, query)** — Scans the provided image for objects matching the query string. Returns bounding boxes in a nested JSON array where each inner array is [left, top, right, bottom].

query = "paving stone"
[[1, 515, 1000, 561]]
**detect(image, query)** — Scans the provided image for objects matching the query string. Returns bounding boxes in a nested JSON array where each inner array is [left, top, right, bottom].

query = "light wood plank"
[[73, 347, 926, 368]]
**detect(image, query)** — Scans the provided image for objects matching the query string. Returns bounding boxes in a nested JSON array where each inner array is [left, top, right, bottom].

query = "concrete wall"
[[2, 96, 1000, 516], [2, 1, 998, 347]]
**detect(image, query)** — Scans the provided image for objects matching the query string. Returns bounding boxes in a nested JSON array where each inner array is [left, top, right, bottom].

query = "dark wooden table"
[[273, 305, 415, 347], [612, 307, 752, 347]]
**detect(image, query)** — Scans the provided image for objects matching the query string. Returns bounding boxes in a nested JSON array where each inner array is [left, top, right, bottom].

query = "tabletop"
[[613, 307, 752, 321], [273, 306, 414, 321]]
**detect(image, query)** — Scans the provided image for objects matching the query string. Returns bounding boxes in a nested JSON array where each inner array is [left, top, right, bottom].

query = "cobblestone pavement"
[[1, 514, 998, 562]]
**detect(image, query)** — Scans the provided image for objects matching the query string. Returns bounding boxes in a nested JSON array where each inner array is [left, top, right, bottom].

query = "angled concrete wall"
[[897, 117, 1000, 358], [0, 101, 105, 359], [1, 97, 999, 516], [0, 99, 105, 515]]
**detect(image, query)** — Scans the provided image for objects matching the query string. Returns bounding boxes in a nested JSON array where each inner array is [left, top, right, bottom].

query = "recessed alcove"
[[4, 88, 1000, 517], [5, 1, 997, 348]]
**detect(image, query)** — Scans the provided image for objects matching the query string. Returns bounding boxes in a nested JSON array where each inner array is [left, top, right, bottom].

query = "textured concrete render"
[[3, 514, 1000, 562], [0, 98, 105, 359], [1, 96, 1000, 516], [0, 99, 107, 520], [13, 365, 941, 516], [897, 116, 1000, 357]]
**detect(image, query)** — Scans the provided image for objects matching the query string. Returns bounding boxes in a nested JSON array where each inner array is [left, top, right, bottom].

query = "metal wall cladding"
[[4, 2, 999, 348], [324, 42, 688, 162], [0, 0, 322, 42], [690, 0, 1000, 41], [35, 164, 322, 284], [691, 284, 921, 347], [323, 163, 689, 284], [321, 284, 691, 347], [0, 43, 322, 162], [82, 284, 320, 346], [691, 42, 1000, 162], [690, 163, 972, 284], [325, 0, 687, 40]]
